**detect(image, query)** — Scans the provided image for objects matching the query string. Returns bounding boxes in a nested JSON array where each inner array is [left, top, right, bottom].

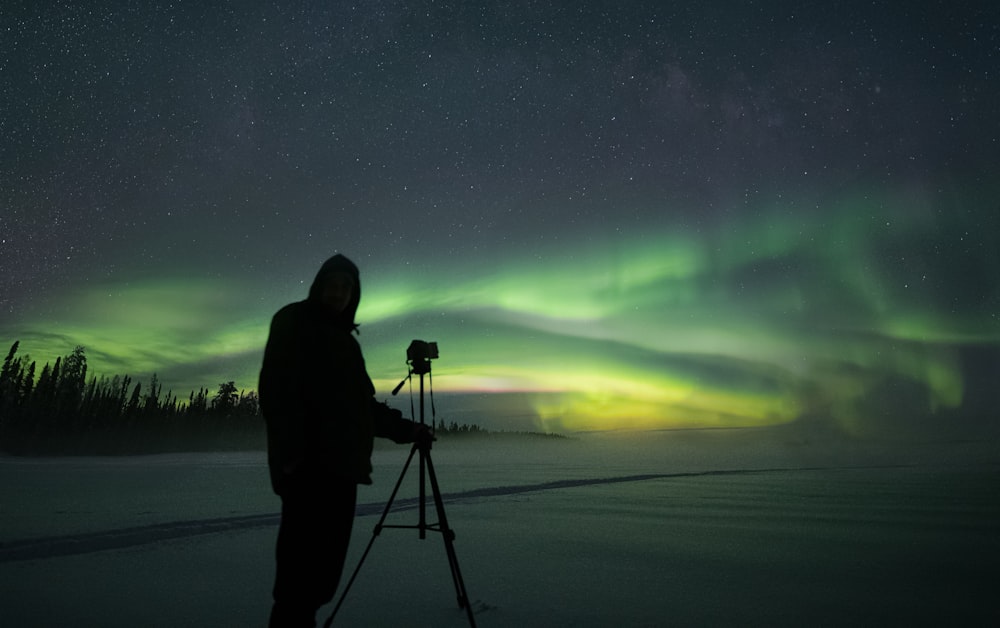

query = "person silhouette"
[[259, 253, 422, 627]]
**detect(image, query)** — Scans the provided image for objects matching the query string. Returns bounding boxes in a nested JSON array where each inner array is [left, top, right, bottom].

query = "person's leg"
[[270, 490, 318, 628], [310, 479, 358, 607], [270, 479, 358, 627]]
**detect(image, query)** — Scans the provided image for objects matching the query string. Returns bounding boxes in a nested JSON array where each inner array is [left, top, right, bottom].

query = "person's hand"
[[412, 422, 435, 446]]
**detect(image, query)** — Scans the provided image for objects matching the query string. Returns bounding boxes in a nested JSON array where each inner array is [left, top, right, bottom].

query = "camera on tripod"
[[335, 336, 476, 628], [406, 339, 438, 374]]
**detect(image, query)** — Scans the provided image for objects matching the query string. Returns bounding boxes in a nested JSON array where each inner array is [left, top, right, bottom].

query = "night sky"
[[2, 1, 998, 434]]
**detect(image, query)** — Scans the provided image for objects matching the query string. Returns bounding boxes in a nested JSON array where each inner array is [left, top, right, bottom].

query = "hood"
[[308, 253, 361, 333]]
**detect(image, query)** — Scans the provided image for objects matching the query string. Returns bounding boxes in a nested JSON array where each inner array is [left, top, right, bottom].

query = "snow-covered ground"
[[2, 429, 997, 627]]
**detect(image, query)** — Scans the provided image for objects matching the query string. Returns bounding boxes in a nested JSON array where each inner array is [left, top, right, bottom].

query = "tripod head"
[[406, 339, 438, 375]]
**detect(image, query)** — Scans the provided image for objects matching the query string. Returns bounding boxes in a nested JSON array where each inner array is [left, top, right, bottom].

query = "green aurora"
[[5, 184, 997, 433]]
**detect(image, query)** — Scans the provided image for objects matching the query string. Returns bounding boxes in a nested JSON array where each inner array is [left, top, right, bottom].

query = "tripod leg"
[[423, 449, 478, 628], [326, 442, 420, 627]]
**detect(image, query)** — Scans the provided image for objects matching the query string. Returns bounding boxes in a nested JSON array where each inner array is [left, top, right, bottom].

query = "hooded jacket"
[[259, 254, 413, 492]]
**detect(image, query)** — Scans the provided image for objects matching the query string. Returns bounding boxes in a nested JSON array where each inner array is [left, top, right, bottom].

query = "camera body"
[[407, 339, 439, 364]]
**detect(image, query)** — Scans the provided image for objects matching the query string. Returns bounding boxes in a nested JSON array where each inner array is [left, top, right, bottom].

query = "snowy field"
[[1, 428, 998, 627]]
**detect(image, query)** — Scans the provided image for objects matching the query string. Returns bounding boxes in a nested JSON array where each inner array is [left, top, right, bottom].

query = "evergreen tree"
[[20, 361, 36, 407], [32, 362, 55, 420], [145, 374, 162, 413], [189, 387, 208, 415], [236, 390, 260, 417], [59, 347, 87, 398], [56, 346, 87, 428], [0, 341, 19, 420], [127, 381, 143, 416], [212, 381, 239, 415], [0, 342, 18, 394]]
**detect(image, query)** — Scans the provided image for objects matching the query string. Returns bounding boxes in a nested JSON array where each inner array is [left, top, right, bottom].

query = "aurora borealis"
[[2, 2, 997, 434]]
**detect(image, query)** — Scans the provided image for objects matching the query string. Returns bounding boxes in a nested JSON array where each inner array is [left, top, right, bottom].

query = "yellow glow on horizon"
[[532, 386, 801, 432]]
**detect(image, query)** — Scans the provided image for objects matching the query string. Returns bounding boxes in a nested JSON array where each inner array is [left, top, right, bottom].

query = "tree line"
[[0, 341, 496, 456], [0, 341, 262, 455]]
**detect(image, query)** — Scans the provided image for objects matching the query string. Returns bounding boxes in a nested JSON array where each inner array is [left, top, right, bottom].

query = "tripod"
[[325, 357, 477, 628]]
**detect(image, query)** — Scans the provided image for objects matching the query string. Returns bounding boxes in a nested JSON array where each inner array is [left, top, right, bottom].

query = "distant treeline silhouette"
[[0, 341, 495, 455], [0, 342, 264, 455]]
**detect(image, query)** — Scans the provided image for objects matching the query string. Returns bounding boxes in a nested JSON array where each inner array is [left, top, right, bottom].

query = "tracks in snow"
[[0, 464, 908, 562]]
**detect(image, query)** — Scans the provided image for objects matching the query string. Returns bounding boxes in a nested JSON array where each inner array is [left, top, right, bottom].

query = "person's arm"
[[260, 308, 309, 490], [370, 399, 428, 444]]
